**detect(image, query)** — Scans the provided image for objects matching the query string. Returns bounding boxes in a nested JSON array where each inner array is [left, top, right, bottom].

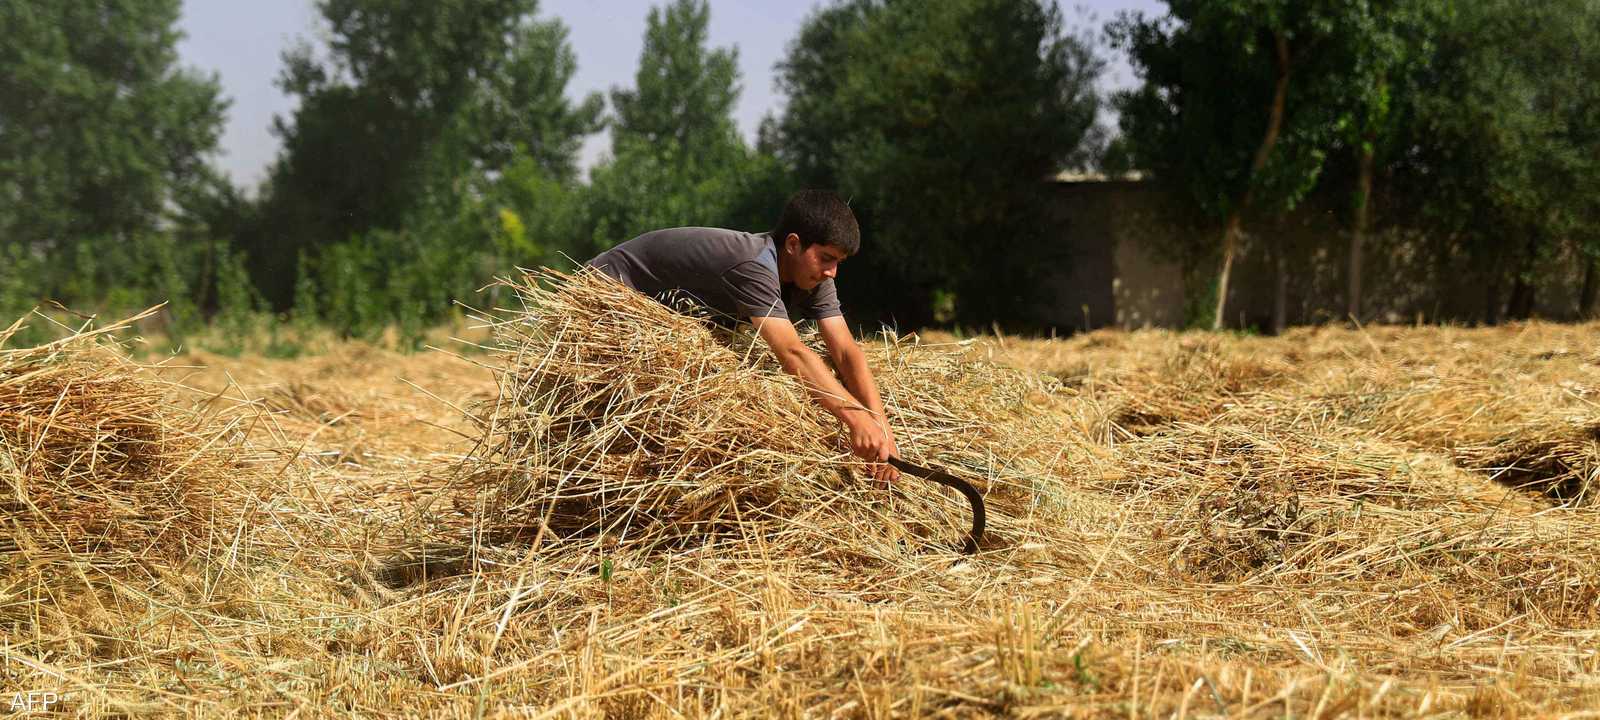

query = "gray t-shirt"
[[586, 227, 842, 324]]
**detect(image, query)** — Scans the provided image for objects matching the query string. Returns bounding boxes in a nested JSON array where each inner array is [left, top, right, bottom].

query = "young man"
[[586, 190, 900, 482]]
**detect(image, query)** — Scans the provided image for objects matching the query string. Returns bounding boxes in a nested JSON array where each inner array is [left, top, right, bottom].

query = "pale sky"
[[176, 0, 1166, 191]]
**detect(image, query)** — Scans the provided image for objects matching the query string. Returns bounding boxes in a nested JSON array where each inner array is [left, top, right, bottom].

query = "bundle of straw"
[[0, 314, 243, 556], [1452, 420, 1599, 503], [455, 269, 1050, 554]]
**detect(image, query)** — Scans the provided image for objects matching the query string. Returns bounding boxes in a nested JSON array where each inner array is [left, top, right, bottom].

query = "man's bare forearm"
[[835, 350, 886, 420], [774, 344, 873, 420]]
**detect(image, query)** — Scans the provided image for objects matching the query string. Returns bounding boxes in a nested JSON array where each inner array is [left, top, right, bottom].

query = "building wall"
[[1039, 179, 1591, 332], [1034, 180, 1187, 331], [1031, 181, 1119, 331]]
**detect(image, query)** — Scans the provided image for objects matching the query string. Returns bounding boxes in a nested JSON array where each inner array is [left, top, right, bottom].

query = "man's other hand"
[[873, 420, 901, 484]]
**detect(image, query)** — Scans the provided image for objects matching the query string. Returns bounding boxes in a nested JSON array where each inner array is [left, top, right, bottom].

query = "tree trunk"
[[1506, 233, 1544, 320], [1273, 233, 1289, 334], [1212, 31, 1291, 330], [1213, 211, 1243, 330], [200, 237, 218, 316], [1506, 280, 1535, 321], [1485, 268, 1504, 326], [1581, 254, 1599, 319], [1348, 133, 1375, 322]]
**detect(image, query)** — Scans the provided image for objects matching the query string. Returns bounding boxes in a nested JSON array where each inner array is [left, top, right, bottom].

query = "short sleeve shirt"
[[585, 227, 842, 324]]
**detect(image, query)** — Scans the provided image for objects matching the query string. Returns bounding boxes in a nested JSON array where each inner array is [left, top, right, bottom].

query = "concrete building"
[[1035, 174, 1592, 332]]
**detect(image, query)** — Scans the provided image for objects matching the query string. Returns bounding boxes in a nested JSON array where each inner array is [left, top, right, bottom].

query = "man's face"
[[785, 234, 848, 290]]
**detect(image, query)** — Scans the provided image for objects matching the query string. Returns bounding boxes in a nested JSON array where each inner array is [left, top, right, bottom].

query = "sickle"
[[886, 457, 986, 554]]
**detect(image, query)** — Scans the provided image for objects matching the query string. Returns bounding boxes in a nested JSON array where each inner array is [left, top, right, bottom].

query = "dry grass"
[[451, 269, 1037, 558], [0, 308, 264, 557], [2, 290, 1597, 717]]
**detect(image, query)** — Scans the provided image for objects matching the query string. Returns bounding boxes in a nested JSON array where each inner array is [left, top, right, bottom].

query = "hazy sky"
[[176, 0, 1166, 190]]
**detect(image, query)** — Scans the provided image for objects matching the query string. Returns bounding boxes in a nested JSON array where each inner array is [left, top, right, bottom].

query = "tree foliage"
[[1110, 0, 1418, 328], [1390, 0, 1600, 321], [18, 0, 1596, 342], [0, 0, 227, 323], [777, 0, 1101, 328], [609, 0, 740, 164], [249, 0, 602, 309], [1113, 0, 1600, 327], [582, 0, 786, 252]]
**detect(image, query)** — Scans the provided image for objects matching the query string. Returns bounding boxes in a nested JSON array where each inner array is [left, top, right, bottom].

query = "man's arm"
[[753, 315, 897, 476], [818, 316, 900, 481], [818, 316, 886, 420]]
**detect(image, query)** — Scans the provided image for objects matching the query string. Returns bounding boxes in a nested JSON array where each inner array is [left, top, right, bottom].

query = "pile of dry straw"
[[2, 277, 1596, 715], [453, 268, 1060, 560], [1, 311, 252, 559], [387, 270, 1593, 714], [1, 311, 286, 713]]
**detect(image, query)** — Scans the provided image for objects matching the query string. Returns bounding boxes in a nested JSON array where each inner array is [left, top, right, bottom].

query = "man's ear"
[[784, 232, 802, 255]]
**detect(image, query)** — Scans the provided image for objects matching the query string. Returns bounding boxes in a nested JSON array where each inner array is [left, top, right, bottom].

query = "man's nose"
[[823, 266, 837, 278]]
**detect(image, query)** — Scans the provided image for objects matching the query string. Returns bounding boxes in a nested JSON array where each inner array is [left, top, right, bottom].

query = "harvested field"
[[2, 290, 1597, 717]]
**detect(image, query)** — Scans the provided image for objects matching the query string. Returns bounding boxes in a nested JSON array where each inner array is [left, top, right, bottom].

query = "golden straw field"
[[3, 275, 1598, 718]]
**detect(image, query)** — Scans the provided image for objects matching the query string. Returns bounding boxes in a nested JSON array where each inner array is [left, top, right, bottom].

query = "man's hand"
[[873, 417, 901, 483], [819, 317, 901, 483], [844, 409, 900, 483], [755, 314, 903, 485], [843, 409, 888, 459]]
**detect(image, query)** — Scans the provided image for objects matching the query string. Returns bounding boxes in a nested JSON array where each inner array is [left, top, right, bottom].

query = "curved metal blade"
[[887, 457, 986, 554]]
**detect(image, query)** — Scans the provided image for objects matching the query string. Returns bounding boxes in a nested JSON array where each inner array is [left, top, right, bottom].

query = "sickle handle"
[[886, 457, 986, 554]]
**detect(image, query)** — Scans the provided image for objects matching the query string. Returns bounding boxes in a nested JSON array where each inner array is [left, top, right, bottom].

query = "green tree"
[[1115, 0, 1600, 328], [484, 155, 584, 270], [0, 243, 49, 346], [609, 0, 740, 165], [252, 0, 601, 309], [583, 0, 785, 252], [209, 246, 263, 356], [1111, 0, 1399, 330], [1332, 1, 1445, 322], [776, 0, 1101, 328], [0, 0, 227, 312], [461, 21, 604, 183], [1385, 0, 1600, 322]]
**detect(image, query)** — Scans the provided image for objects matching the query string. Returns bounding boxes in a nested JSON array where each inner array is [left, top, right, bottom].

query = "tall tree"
[[1111, 1, 1388, 330], [0, 0, 226, 304], [777, 0, 1101, 328], [584, 0, 784, 251], [1339, 1, 1443, 322], [252, 0, 600, 307], [1390, 0, 1600, 322], [462, 20, 605, 184], [608, 0, 740, 163]]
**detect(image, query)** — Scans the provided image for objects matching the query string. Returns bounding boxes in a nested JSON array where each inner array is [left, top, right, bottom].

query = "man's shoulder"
[[635, 226, 760, 246], [652, 227, 771, 269]]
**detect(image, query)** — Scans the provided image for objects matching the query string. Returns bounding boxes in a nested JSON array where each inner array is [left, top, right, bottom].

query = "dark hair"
[[773, 189, 860, 255]]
